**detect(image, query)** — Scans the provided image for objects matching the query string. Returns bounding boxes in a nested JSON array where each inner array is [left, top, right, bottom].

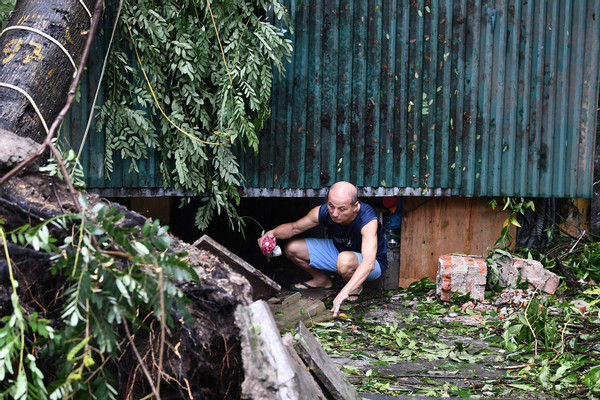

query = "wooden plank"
[[193, 235, 280, 299], [234, 301, 327, 400], [294, 321, 360, 400], [281, 333, 328, 400], [268, 292, 333, 331], [399, 197, 515, 287]]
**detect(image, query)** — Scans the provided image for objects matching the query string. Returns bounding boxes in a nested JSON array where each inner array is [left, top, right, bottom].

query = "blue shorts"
[[304, 238, 382, 281]]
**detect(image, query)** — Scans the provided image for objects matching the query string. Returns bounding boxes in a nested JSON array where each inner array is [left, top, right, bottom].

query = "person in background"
[[258, 181, 387, 317]]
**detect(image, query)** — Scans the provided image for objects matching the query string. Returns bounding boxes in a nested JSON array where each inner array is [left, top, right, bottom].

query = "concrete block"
[[496, 256, 518, 288], [514, 258, 559, 294], [437, 255, 487, 301]]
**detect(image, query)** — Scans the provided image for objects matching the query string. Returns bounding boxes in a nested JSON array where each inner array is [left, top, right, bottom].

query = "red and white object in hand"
[[261, 235, 281, 259]]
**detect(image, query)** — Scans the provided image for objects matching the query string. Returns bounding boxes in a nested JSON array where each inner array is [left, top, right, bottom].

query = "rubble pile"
[[436, 254, 560, 302], [436, 288, 541, 326]]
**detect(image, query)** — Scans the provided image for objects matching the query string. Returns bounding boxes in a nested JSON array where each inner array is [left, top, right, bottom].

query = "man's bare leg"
[[285, 239, 333, 289]]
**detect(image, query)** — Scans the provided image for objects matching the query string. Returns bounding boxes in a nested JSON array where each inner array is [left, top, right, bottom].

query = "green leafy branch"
[[488, 197, 535, 250], [0, 223, 53, 400], [0, 197, 198, 399], [97, 0, 292, 231]]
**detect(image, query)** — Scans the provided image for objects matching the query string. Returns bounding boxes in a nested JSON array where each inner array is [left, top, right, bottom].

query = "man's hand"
[[257, 230, 275, 249], [331, 291, 349, 317], [331, 285, 364, 317]]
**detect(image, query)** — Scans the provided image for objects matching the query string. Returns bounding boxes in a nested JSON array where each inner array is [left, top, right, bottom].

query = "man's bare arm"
[[331, 219, 378, 316], [259, 206, 320, 242]]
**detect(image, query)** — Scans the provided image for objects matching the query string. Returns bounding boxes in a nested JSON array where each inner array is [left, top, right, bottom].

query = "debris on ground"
[[235, 300, 358, 399], [437, 254, 560, 302], [268, 291, 333, 331], [298, 278, 599, 399]]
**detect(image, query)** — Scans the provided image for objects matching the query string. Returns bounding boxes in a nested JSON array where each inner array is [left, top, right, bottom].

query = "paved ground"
[[272, 270, 554, 399]]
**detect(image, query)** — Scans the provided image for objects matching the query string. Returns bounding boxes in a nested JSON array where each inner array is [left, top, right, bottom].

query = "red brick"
[[436, 254, 487, 301]]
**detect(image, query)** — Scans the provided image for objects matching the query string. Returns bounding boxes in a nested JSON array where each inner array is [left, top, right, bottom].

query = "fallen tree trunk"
[[0, 0, 95, 142], [0, 171, 253, 398], [0, 2, 261, 398]]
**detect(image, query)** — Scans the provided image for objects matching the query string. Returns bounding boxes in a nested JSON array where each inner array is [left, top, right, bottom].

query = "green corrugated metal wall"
[[69, 0, 600, 198], [240, 0, 600, 197], [64, 0, 166, 193]]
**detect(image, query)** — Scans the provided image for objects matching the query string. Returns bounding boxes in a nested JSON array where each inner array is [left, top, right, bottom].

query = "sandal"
[[347, 292, 363, 303], [291, 282, 332, 291]]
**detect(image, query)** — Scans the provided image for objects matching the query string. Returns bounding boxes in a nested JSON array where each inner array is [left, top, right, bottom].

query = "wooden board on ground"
[[268, 292, 333, 331], [234, 300, 327, 400], [294, 320, 361, 400], [399, 197, 516, 288], [193, 234, 280, 299], [281, 333, 328, 400]]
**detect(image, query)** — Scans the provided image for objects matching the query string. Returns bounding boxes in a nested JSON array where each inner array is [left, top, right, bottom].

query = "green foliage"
[[552, 240, 600, 284], [502, 294, 556, 353], [0, 227, 53, 400], [310, 283, 537, 398], [500, 289, 600, 397], [488, 197, 535, 250], [405, 276, 436, 294], [97, 0, 292, 231], [485, 248, 513, 289], [39, 138, 87, 190], [0, 198, 197, 399], [0, 0, 15, 31], [485, 200, 600, 398]]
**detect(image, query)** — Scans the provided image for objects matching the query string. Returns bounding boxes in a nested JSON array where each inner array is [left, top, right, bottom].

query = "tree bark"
[[0, 0, 95, 142]]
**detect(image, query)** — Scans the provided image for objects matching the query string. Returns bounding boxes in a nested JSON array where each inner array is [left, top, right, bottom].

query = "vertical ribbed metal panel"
[[240, 0, 600, 197], [64, 0, 600, 197], [62, 0, 165, 191]]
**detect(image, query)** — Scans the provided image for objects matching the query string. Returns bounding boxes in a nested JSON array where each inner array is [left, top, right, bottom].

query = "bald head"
[[327, 182, 359, 225], [328, 181, 358, 206]]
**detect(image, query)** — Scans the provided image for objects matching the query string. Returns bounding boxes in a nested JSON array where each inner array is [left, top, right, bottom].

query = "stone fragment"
[[571, 299, 589, 313], [514, 258, 559, 294], [496, 257, 559, 294], [0, 129, 41, 171]]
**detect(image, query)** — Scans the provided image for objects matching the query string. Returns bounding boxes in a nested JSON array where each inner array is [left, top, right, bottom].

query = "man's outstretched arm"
[[331, 219, 378, 316], [258, 205, 320, 243]]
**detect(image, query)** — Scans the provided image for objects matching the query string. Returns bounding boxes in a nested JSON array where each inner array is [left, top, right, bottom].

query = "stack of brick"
[[437, 254, 560, 302], [436, 255, 487, 301]]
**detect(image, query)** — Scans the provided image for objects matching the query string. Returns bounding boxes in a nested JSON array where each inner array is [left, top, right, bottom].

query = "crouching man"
[[258, 181, 387, 316]]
